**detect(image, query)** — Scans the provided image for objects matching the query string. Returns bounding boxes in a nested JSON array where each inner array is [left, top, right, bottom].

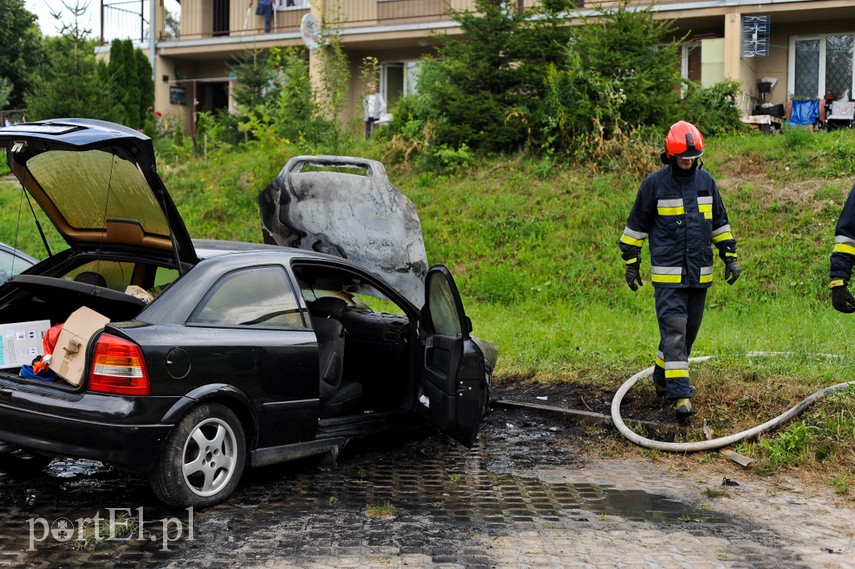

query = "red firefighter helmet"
[[664, 121, 704, 159]]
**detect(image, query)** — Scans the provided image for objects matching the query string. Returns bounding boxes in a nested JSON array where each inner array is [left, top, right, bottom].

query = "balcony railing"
[[172, 0, 459, 42]]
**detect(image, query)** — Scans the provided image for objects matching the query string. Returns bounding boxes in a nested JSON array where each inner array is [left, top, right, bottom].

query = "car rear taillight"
[[88, 334, 151, 396]]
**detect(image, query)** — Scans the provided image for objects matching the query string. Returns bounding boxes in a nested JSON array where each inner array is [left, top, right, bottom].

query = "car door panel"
[[419, 265, 488, 447], [137, 325, 320, 448]]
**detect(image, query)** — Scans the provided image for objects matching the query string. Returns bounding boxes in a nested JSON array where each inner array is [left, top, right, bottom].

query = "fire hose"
[[611, 355, 855, 452]]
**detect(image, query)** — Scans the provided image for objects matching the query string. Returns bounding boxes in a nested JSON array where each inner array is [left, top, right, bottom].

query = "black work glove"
[[831, 280, 855, 313], [625, 260, 643, 291], [724, 258, 740, 285]]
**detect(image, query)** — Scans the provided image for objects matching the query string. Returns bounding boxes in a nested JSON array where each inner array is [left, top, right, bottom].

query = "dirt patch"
[[491, 377, 855, 508], [493, 377, 680, 439], [714, 154, 846, 212]]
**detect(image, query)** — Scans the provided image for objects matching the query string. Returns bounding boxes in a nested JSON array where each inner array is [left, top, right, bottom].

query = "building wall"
[[744, 25, 790, 109], [701, 38, 725, 87], [158, 0, 855, 133]]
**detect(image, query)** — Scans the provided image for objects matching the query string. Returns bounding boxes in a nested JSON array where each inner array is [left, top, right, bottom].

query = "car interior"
[[0, 258, 176, 333], [293, 264, 413, 419]]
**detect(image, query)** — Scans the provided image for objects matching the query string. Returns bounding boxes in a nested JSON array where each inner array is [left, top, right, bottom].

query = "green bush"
[[226, 47, 341, 152], [679, 80, 747, 136], [382, 0, 572, 157]]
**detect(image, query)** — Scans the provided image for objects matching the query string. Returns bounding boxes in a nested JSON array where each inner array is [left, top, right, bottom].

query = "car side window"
[[0, 250, 33, 282], [427, 271, 462, 337], [191, 266, 305, 328]]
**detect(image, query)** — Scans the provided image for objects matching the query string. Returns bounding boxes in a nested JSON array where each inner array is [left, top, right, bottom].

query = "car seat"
[[309, 298, 362, 418], [73, 271, 107, 287]]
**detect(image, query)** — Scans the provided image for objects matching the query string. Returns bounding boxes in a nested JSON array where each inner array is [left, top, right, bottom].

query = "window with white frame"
[[789, 34, 854, 100], [381, 61, 421, 108], [275, 0, 309, 8]]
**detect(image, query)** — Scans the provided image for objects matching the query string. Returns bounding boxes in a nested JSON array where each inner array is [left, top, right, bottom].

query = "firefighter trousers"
[[651, 287, 707, 400]]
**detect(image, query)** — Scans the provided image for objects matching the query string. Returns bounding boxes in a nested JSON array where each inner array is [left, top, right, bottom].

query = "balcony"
[[171, 0, 461, 42]]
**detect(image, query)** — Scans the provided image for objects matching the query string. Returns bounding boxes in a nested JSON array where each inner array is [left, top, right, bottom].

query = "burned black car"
[[0, 119, 492, 508]]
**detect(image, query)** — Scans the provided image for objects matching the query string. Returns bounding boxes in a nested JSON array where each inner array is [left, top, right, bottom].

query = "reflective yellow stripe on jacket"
[[833, 235, 855, 256], [712, 224, 734, 244], [620, 226, 647, 248], [657, 198, 684, 216], [697, 196, 713, 220], [651, 266, 683, 284], [699, 265, 713, 284]]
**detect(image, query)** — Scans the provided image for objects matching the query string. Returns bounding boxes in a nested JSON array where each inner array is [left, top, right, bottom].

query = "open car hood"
[[0, 119, 197, 266], [259, 155, 428, 307]]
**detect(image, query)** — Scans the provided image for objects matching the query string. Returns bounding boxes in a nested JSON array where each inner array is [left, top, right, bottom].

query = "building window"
[[790, 34, 854, 100], [213, 0, 230, 37], [681, 43, 701, 83], [381, 61, 420, 108]]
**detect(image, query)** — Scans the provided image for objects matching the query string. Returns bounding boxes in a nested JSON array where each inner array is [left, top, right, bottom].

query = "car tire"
[[150, 402, 246, 508]]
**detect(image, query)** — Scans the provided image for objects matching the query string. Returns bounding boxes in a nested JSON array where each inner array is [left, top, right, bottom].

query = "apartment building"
[[145, 0, 855, 134]]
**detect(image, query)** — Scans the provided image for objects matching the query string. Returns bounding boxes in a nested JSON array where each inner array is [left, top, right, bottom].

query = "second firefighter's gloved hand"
[[831, 280, 855, 313], [625, 260, 643, 291], [724, 258, 740, 285]]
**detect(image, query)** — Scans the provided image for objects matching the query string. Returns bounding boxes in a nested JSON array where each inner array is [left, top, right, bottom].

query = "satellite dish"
[[300, 13, 322, 51]]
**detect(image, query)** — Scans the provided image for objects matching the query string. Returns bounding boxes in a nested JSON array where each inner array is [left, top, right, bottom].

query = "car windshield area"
[[0, 248, 34, 282], [0, 256, 182, 328], [293, 264, 407, 318], [61, 260, 176, 294]]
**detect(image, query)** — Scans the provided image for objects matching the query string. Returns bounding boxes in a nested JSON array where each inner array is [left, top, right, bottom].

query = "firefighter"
[[829, 184, 855, 313], [619, 121, 740, 419]]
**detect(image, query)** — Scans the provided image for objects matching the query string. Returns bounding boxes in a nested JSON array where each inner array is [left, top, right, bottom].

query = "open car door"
[[418, 265, 489, 447]]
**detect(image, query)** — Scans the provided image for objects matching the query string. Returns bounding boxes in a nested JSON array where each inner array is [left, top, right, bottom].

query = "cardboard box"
[[49, 307, 110, 386], [0, 320, 52, 369]]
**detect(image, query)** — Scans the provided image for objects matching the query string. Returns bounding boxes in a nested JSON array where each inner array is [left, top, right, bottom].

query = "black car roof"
[[0, 118, 150, 148], [191, 239, 367, 267]]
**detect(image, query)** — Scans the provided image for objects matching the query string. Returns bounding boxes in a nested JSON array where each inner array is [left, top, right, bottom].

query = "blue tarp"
[[788, 99, 820, 126]]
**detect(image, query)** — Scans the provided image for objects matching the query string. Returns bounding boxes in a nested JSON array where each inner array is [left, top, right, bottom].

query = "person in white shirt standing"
[[363, 83, 387, 140]]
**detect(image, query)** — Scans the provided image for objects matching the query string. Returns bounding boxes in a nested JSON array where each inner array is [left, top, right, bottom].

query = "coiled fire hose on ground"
[[610, 355, 855, 452]]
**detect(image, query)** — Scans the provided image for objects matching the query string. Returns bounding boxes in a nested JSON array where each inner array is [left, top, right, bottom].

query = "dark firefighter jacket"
[[830, 183, 855, 283], [619, 164, 737, 288]]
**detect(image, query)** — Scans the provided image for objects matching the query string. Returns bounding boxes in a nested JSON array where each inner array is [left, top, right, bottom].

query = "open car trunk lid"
[[0, 119, 197, 267]]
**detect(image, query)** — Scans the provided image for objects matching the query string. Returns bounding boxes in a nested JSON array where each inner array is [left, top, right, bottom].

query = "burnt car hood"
[[259, 155, 428, 307], [0, 118, 197, 266]]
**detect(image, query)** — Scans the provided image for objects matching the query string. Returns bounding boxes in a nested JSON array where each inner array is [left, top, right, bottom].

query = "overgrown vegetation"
[[376, 0, 741, 175], [0, 0, 45, 110], [1, 3, 152, 129], [26, 31, 153, 128]]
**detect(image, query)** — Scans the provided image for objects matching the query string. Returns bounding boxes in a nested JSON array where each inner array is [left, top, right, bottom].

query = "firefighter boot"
[[674, 398, 693, 420]]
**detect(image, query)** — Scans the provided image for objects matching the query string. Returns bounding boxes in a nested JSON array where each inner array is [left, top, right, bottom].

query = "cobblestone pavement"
[[0, 404, 853, 569]]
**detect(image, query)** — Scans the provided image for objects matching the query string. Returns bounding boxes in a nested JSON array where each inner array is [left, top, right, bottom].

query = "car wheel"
[[150, 402, 246, 508]]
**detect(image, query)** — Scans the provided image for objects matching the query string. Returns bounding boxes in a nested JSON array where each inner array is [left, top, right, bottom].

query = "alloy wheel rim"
[[182, 417, 238, 497]]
